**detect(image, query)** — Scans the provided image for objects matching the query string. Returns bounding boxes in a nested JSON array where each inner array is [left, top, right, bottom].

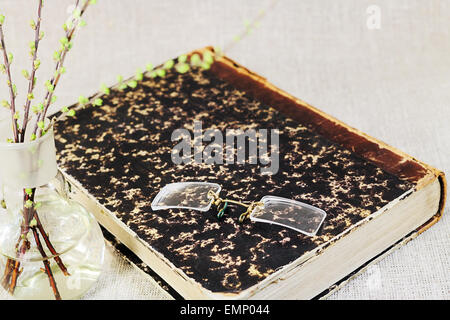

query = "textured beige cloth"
[[0, 0, 448, 300]]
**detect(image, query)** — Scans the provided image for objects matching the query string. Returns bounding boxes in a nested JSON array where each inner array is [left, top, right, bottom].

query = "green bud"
[[29, 218, 37, 228], [93, 98, 103, 106], [30, 133, 37, 141], [164, 59, 174, 70], [24, 200, 33, 208], [7, 52, 13, 63], [67, 109, 76, 117], [1, 100, 9, 108], [34, 202, 42, 209], [51, 95, 57, 103], [73, 8, 81, 19], [53, 50, 61, 61], [30, 19, 36, 30], [190, 53, 201, 67], [78, 19, 87, 27], [0, 15, 5, 25], [146, 63, 154, 71], [25, 188, 33, 196], [203, 51, 214, 65], [61, 106, 69, 113], [34, 59, 40, 69], [136, 69, 143, 81], [178, 55, 188, 63], [127, 80, 138, 88], [27, 93, 34, 100], [175, 63, 190, 74], [60, 37, 69, 46], [79, 95, 89, 105], [37, 121, 45, 129], [39, 31, 44, 40], [116, 75, 123, 83], [101, 83, 110, 95], [45, 80, 54, 92], [22, 69, 30, 79], [156, 68, 166, 77], [0, 64, 5, 73], [90, 0, 98, 4]]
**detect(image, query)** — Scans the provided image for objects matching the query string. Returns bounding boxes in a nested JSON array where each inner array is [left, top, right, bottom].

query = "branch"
[[31, 227, 61, 300], [21, 0, 44, 143], [1, 259, 14, 290], [34, 211, 70, 276], [0, 21, 19, 142], [223, 0, 280, 53], [33, 0, 91, 138]]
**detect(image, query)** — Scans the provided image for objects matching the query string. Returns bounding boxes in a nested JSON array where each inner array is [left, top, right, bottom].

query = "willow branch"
[[1, 259, 14, 290], [223, 0, 280, 53], [34, 211, 70, 276], [0, 24, 19, 142], [33, 0, 90, 138], [21, 0, 44, 142], [3, 190, 36, 294], [31, 227, 61, 300]]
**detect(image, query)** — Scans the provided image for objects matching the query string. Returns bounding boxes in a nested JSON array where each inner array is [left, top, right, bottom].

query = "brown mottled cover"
[[54, 48, 446, 299]]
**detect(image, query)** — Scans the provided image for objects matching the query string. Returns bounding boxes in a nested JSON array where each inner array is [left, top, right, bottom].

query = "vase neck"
[[0, 123, 58, 189]]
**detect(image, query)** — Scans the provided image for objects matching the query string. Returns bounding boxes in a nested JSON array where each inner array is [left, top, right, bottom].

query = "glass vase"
[[0, 121, 105, 300]]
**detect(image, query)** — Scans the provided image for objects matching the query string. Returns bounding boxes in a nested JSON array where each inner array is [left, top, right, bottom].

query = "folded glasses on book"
[[151, 182, 327, 236]]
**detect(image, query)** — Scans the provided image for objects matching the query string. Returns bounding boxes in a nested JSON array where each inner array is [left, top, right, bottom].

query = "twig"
[[5, 191, 34, 294], [21, 0, 44, 142], [8, 261, 22, 294], [34, 0, 91, 138], [0, 23, 19, 142], [223, 0, 280, 53], [31, 227, 61, 300], [3, 188, 70, 295], [1, 259, 14, 289], [34, 211, 70, 276], [44, 90, 104, 133]]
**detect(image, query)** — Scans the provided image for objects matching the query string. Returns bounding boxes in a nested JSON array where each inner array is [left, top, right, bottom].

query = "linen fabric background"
[[0, 0, 448, 300]]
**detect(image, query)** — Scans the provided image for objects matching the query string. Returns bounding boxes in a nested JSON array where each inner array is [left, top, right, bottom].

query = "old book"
[[54, 47, 446, 299]]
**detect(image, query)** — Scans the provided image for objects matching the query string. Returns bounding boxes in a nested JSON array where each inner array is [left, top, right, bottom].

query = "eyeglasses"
[[151, 182, 327, 237]]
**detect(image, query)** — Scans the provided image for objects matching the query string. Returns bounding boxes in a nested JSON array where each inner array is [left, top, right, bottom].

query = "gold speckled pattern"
[[54, 65, 413, 294]]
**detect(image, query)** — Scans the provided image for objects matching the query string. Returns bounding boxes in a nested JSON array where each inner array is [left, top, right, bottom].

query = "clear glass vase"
[[0, 122, 105, 300]]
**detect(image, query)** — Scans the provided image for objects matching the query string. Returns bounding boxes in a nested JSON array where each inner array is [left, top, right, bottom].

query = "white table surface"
[[0, 0, 448, 300]]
